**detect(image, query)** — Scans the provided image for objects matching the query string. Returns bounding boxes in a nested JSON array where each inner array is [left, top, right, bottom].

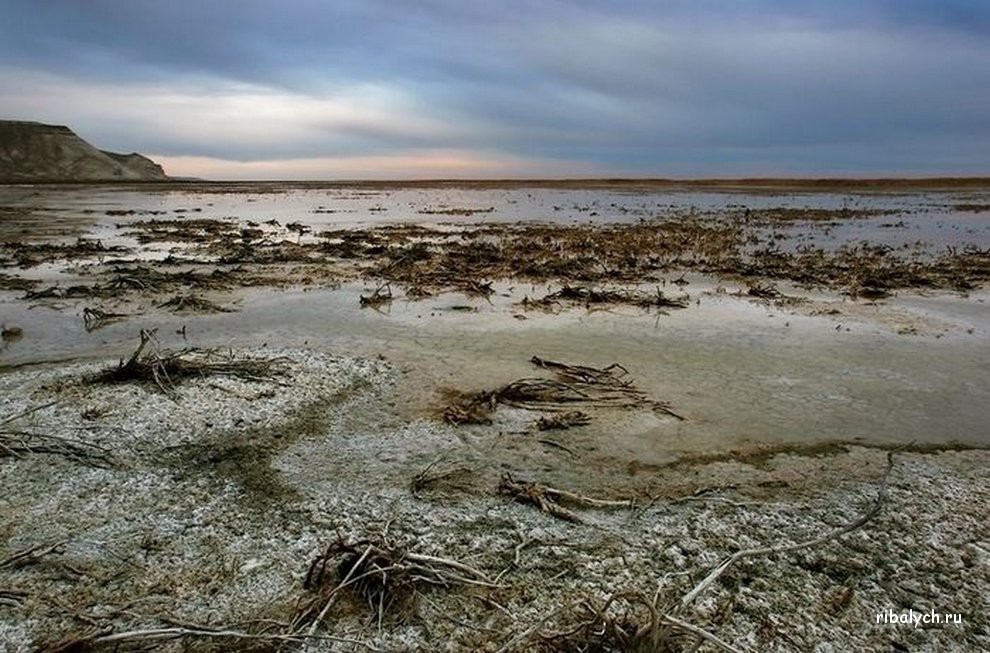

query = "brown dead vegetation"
[[536, 410, 591, 430], [122, 217, 239, 244], [0, 238, 128, 268], [0, 272, 37, 291], [157, 294, 235, 313], [295, 537, 497, 633], [4, 206, 987, 319], [744, 207, 899, 224], [1, 402, 116, 468], [359, 281, 393, 308], [534, 592, 691, 652], [442, 356, 681, 425], [92, 329, 285, 396], [340, 217, 988, 298], [417, 206, 495, 216], [82, 307, 129, 331], [521, 285, 689, 312], [498, 473, 635, 524], [410, 458, 477, 497]]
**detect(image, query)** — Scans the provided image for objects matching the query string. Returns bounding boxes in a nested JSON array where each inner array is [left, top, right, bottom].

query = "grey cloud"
[[1, 1, 988, 175]]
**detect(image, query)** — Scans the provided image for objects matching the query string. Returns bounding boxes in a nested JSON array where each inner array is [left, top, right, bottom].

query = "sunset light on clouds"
[[2, 1, 988, 179]]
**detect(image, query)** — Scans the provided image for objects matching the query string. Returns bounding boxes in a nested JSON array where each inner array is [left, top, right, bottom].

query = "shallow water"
[[2, 183, 989, 249], [2, 280, 988, 461], [2, 184, 989, 461]]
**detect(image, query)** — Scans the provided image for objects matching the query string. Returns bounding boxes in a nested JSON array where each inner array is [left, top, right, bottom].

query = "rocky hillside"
[[0, 120, 168, 182]]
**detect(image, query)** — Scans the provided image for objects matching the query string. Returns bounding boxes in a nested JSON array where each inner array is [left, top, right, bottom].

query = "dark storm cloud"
[[1, 0, 988, 176]]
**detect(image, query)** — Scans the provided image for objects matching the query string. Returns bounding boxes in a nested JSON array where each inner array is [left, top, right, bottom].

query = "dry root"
[[536, 410, 591, 430], [359, 281, 393, 308], [158, 293, 235, 313], [294, 537, 497, 635], [92, 329, 286, 396], [442, 356, 679, 425], [498, 473, 635, 524]]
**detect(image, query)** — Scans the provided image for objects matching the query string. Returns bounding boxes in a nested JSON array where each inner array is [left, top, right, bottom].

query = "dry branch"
[[498, 473, 635, 523], [92, 330, 286, 396], [679, 452, 897, 608], [295, 537, 497, 635], [82, 307, 129, 332], [40, 626, 381, 652], [0, 429, 116, 467], [442, 356, 679, 426], [0, 540, 69, 570], [359, 281, 393, 308]]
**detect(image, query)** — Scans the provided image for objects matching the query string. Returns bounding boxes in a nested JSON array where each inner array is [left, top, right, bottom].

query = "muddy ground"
[[1, 186, 988, 651], [0, 350, 986, 652]]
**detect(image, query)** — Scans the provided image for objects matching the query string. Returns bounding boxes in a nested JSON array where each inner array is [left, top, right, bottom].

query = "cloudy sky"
[[2, 1, 988, 179]]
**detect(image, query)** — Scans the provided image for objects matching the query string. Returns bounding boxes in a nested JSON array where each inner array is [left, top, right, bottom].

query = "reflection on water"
[[2, 282, 987, 457], [2, 183, 989, 251], [1, 184, 988, 458]]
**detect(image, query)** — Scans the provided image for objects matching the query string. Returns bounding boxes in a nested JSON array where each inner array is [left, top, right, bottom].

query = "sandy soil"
[[1, 186, 988, 651], [0, 347, 987, 652]]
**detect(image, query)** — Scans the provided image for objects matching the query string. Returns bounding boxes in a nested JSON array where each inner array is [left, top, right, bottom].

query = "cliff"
[[0, 120, 168, 182]]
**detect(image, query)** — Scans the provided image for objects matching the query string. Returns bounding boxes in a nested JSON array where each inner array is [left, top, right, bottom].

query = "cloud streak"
[[1, 1, 988, 178]]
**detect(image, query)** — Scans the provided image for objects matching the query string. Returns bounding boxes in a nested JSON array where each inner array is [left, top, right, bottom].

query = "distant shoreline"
[[3, 176, 990, 190]]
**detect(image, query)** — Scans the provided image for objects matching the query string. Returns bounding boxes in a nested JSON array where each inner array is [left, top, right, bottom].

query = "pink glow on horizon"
[[152, 150, 612, 180]]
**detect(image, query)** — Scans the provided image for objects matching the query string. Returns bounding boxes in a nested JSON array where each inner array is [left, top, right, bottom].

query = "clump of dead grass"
[[91, 329, 286, 396], [442, 356, 681, 425], [294, 536, 497, 634]]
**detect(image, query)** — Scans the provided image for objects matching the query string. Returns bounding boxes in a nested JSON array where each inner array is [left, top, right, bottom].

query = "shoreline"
[[4, 177, 990, 191], [1, 185, 987, 651], [0, 347, 986, 651]]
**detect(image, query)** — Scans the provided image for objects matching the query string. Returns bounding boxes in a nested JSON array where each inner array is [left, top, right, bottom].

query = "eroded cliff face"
[[0, 120, 168, 182]]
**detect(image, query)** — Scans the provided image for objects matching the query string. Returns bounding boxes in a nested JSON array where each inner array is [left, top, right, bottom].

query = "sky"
[[1, 0, 988, 180]]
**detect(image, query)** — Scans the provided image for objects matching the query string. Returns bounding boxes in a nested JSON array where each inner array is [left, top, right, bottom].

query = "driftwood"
[[93, 330, 285, 396], [82, 307, 130, 332], [498, 473, 635, 524]]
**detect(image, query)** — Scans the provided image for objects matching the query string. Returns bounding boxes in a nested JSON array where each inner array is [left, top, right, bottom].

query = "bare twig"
[[0, 540, 69, 570], [499, 473, 634, 523], [0, 400, 59, 427], [0, 429, 116, 467], [45, 626, 382, 651], [680, 452, 897, 608], [305, 543, 374, 636], [661, 613, 749, 653]]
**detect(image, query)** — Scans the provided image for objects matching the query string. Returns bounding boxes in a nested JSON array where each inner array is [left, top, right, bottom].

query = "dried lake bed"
[[1, 182, 988, 651]]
